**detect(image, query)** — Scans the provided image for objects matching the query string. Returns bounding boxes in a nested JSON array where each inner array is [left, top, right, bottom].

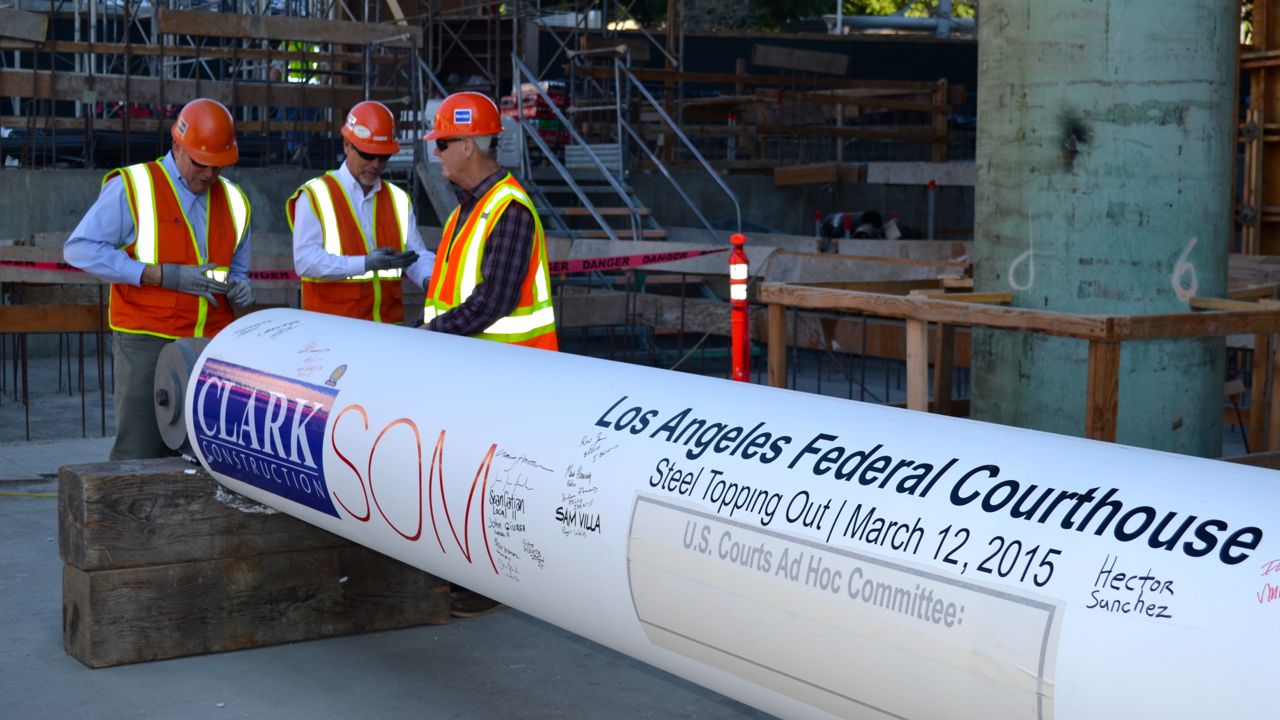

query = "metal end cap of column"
[[153, 337, 210, 453]]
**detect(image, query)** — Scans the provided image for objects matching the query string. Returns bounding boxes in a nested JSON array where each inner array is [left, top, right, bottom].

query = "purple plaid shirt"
[[426, 169, 536, 336]]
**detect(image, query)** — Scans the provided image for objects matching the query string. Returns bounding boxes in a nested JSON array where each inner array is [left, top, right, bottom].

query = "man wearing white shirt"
[[287, 101, 432, 323]]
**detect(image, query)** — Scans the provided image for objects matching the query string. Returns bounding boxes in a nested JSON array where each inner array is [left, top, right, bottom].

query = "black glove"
[[227, 279, 254, 310], [364, 247, 418, 272], [160, 262, 229, 306]]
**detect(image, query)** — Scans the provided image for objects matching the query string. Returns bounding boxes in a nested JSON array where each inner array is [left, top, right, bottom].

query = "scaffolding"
[[1, 0, 958, 177], [0, 0, 421, 168]]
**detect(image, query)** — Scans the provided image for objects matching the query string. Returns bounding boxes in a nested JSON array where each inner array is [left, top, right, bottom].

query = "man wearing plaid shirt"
[[420, 92, 558, 351]]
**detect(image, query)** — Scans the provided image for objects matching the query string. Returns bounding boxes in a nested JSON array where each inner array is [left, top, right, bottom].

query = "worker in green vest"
[[268, 40, 324, 160]]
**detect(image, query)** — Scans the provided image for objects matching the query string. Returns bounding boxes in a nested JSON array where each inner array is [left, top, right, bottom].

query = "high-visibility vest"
[[424, 173, 557, 350], [283, 41, 320, 84], [287, 173, 412, 323], [105, 160, 249, 339]]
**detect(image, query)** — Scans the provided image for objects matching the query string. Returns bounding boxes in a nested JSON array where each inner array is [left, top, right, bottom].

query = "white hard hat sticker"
[[347, 115, 372, 139]]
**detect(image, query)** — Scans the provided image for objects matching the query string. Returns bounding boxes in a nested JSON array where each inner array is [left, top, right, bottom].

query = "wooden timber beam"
[[0, 305, 104, 334], [1109, 308, 1280, 341], [758, 89, 951, 115], [0, 39, 373, 66], [572, 65, 940, 92], [634, 123, 946, 143], [0, 69, 368, 109], [0, 116, 332, 133], [157, 9, 421, 48], [760, 284, 1280, 342], [758, 283, 1110, 340], [555, 290, 972, 366], [0, 9, 48, 42]]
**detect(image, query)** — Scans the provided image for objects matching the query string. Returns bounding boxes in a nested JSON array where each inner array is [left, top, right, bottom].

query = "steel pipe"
[[186, 309, 1276, 719]]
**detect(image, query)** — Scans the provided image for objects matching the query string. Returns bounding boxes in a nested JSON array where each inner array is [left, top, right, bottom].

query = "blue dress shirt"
[[64, 151, 252, 285]]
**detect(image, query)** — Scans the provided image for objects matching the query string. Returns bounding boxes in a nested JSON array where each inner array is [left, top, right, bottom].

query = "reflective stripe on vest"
[[300, 174, 408, 282], [210, 180, 249, 291], [285, 42, 321, 83], [123, 164, 158, 262], [107, 161, 247, 339], [123, 165, 249, 265], [423, 178, 555, 341]]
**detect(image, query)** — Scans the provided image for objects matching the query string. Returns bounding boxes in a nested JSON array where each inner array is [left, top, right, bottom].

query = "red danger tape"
[[548, 247, 728, 275], [0, 259, 300, 281], [2, 247, 729, 280], [0, 259, 81, 273]]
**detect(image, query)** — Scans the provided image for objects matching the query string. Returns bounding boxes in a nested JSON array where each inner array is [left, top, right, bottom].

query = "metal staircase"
[[524, 154, 667, 242], [412, 2, 739, 244], [507, 52, 740, 243]]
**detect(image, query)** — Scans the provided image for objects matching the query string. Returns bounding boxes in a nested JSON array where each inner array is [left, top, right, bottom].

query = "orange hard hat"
[[424, 92, 501, 141], [171, 98, 238, 166], [341, 101, 400, 154]]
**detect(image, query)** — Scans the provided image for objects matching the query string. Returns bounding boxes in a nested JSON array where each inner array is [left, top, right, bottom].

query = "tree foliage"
[[747, 0, 977, 31], [841, 1, 976, 19], [674, 0, 979, 33]]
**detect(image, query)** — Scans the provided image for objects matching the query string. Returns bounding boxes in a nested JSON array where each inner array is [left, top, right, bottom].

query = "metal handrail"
[[512, 53, 644, 240], [616, 58, 741, 235], [518, 119, 619, 242], [417, 57, 448, 98], [619, 118, 717, 239]]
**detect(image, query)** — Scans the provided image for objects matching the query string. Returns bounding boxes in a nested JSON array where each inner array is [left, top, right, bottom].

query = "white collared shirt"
[[291, 161, 433, 288]]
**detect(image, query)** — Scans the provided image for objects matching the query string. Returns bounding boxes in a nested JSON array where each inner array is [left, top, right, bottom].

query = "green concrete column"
[[972, 1, 1236, 456]]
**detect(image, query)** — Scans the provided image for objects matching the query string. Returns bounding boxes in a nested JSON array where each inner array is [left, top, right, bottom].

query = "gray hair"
[[474, 135, 500, 161]]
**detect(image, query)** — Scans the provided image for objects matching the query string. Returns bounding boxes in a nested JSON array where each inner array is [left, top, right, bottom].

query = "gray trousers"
[[110, 332, 172, 461]]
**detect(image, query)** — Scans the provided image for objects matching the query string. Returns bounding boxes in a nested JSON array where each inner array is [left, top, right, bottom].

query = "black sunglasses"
[[353, 147, 393, 162], [435, 137, 467, 153], [189, 157, 221, 171]]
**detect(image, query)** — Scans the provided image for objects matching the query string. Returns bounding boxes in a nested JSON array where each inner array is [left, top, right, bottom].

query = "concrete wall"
[[3, 166, 975, 253], [0, 166, 317, 256], [629, 170, 974, 239]]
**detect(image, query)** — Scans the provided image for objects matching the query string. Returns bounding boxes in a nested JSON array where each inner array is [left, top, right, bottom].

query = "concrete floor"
[[0, 353, 771, 720]]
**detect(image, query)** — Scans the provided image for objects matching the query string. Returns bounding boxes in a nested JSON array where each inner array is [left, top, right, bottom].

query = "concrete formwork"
[[630, 170, 974, 239], [0, 166, 319, 244], [972, 0, 1236, 455], [1, 167, 975, 250]]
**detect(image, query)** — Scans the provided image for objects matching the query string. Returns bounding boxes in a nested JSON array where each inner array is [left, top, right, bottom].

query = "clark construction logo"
[[191, 358, 340, 517]]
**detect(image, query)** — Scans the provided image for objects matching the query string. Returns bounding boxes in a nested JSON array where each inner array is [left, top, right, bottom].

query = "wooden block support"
[[59, 459, 449, 668], [59, 459, 351, 570], [63, 545, 447, 668]]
